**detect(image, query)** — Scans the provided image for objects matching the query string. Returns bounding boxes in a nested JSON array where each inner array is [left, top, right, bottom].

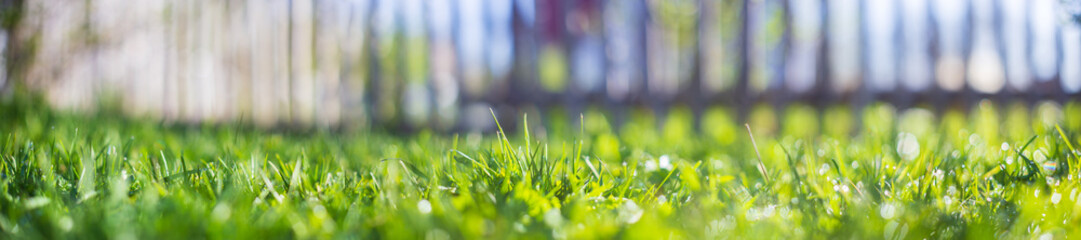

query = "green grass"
[[3, 96, 1081, 239]]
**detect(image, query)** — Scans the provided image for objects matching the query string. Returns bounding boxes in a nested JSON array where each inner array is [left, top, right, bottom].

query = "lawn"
[[2, 95, 1081, 239]]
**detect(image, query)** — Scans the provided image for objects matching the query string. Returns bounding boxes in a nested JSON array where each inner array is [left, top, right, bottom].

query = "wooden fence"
[[6, 0, 1081, 132]]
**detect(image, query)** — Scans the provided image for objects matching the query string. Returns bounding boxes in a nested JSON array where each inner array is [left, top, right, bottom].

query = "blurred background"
[[3, 0, 1081, 133]]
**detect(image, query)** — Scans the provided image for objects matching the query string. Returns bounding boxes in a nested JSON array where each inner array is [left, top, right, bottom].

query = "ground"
[[2, 96, 1081, 239]]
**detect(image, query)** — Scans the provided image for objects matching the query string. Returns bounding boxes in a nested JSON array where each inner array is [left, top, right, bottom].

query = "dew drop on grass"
[[212, 203, 232, 222], [659, 155, 673, 170], [620, 200, 643, 224], [1035, 150, 1048, 163], [711, 159, 724, 170], [24, 196, 50, 209], [761, 205, 776, 218], [705, 219, 730, 238], [544, 209, 563, 227], [59, 216, 73, 232], [658, 195, 668, 204], [645, 160, 658, 172], [884, 221, 899, 239], [1052, 192, 1062, 204], [1039, 233, 1054, 240], [968, 134, 983, 147], [417, 199, 432, 214], [896, 132, 920, 160], [880, 203, 898, 220], [747, 208, 760, 221], [1043, 161, 1057, 172], [313, 205, 329, 219], [1002, 142, 1010, 151]]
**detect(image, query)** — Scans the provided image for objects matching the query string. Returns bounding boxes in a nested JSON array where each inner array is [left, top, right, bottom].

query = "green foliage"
[[2, 98, 1081, 239]]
